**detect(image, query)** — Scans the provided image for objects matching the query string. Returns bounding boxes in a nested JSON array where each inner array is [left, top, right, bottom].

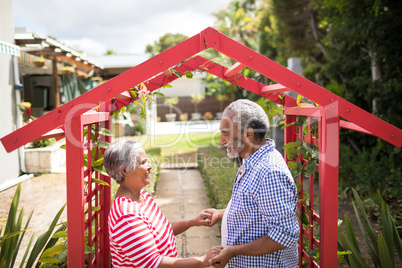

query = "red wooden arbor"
[[2, 27, 401, 267]]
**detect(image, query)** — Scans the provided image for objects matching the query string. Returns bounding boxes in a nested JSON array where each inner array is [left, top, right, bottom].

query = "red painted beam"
[[224, 62, 247, 78], [31, 128, 65, 142], [340, 120, 372, 135], [1, 32, 203, 153], [195, 56, 285, 104], [202, 27, 402, 147], [260, 84, 288, 95]]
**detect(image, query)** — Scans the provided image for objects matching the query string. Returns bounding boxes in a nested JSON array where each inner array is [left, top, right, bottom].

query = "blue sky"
[[13, 0, 232, 56]]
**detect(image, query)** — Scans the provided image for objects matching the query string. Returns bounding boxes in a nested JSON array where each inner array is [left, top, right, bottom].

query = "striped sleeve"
[[111, 214, 163, 268]]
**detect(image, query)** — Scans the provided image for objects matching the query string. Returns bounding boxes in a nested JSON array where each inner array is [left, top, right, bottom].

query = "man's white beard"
[[226, 140, 242, 159]]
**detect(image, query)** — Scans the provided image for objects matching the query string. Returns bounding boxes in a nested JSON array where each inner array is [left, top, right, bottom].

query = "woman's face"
[[125, 148, 152, 188]]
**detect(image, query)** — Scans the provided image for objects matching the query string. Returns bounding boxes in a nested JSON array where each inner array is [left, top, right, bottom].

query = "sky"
[[12, 0, 232, 57]]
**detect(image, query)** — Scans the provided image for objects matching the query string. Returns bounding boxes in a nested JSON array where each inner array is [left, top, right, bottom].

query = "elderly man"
[[206, 99, 299, 267]]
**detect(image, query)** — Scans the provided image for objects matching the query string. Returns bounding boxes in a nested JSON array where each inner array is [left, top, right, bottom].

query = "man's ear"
[[245, 127, 255, 140]]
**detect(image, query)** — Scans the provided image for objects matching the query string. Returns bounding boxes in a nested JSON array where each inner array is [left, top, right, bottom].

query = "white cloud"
[[12, 0, 232, 56]]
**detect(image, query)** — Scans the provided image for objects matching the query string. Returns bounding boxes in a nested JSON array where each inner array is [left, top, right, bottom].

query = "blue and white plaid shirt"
[[225, 139, 299, 267]]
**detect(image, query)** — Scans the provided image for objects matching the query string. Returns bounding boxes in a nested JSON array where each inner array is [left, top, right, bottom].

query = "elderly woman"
[[104, 140, 221, 268]]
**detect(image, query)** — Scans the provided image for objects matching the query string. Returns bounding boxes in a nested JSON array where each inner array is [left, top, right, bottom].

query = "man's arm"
[[210, 235, 285, 267]]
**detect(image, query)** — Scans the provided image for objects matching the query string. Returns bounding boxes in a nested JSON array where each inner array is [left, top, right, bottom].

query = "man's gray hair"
[[223, 99, 269, 140], [103, 140, 142, 184]]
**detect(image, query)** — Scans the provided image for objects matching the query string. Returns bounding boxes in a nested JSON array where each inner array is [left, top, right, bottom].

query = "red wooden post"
[[66, 112, 86, 266], [319, 102, 339, 267], [99, 118, 111, 267]]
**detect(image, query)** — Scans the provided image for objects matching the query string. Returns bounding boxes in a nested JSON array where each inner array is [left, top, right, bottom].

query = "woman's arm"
[[158, 246, 222, 268], [171, 210, 211, 236]]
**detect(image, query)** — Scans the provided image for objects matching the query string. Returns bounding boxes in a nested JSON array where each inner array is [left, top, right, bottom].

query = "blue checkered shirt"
[[225, 139, 299, 267]]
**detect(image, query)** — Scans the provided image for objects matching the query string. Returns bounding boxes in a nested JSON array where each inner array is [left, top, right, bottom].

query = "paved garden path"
[[154, 168, 221, 258]]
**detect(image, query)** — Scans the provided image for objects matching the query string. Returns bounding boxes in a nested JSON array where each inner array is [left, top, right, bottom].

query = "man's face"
[[220, 115, 243, 159]]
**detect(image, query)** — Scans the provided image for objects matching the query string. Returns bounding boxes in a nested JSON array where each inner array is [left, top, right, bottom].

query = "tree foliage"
[[145, 33, 188, 56]]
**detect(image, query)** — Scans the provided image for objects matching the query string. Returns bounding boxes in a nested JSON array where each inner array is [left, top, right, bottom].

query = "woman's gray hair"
[[103, 140, 142, 184], [223, 99, 269, 141]]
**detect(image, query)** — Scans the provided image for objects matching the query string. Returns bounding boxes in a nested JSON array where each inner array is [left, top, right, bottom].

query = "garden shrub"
[[197, 145, 238, 209], [339, 143, 402, 226]]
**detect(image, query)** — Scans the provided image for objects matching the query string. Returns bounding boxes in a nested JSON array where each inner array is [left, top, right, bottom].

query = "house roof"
[[15, 27, 103, 73], [1, 27, 401, 152], [92, 54, 149, 69]]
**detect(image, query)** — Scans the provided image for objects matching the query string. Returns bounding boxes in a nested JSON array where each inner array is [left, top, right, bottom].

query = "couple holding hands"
[[105, 100, 300, 268]]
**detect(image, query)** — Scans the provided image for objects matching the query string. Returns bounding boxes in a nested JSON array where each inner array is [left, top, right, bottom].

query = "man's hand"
[[202, 208, 225, 227], [210, 246, 233, 268], [203, 246, 223, 267]]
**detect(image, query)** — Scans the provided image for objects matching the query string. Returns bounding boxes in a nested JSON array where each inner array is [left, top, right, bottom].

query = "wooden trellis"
[[1, 27, 401, 267]]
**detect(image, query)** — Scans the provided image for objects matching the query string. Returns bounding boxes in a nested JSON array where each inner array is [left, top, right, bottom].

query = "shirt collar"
[[243, 138, 275, 170]]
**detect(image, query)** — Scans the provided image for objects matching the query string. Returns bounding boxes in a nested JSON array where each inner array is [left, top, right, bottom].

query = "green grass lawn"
[[125, 132, 221, 156]]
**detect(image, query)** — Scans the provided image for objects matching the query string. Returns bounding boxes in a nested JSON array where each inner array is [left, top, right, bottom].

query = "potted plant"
[[190, 93, 205, 120], [60, 66, 75, 75], [164, 97, 179, 122], [33, 55, 45, 67], [203, 111, 213, 120]]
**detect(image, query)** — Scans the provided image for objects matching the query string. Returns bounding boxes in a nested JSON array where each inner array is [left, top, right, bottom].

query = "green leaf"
[[40, 244, 67, 258], [184, 70, 193, 78], [97, 140, 109, 149], [352, 189, 378, 252], [51, 231, 67, 239], [297, 94, 303, 106], [296, 182, 302, 194], [93, 165, 108, 176], [287, 161, 298, 171], [300, 208, 309, 225], [381, 200, 395, 264], [153, 92, 165, 97], [91, 178, 110, 186], [98, 128, 112, 136], [38, 256, 61, 264], [130, 90, 138, 99], [58, 249, 67, 262], [338, 230, 369, 267], [59, 144, 66, 150], [283, 141, 301, 149], [344, 214, 360, 254], [92, 157, 104, 167], [281, 122, 296, 129], [25, 204, 66, 267], [134, 101, 142, 107], [307, 159, 317, 174], [92, 206, 101, 212], [163, 84, 172, 88], [378, 233, 394, 268], [172, 69, 182, 78], [85, 245, 93, 254]]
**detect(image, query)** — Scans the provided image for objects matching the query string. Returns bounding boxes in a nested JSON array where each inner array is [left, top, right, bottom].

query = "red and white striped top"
[[108, 190, 178, 267]]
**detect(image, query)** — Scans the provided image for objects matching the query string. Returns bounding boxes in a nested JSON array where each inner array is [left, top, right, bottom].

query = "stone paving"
[[154, 168, 221, 258]]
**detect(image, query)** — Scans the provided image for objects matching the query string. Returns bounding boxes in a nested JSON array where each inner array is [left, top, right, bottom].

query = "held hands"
[[202, 208, 224, 227], [203, 246, 223, 267], [209, 246, 233, 268], [191, 210, 213, 227]]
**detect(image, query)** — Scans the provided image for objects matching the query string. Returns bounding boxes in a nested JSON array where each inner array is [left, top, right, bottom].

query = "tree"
[[145, 33, 188, 56]]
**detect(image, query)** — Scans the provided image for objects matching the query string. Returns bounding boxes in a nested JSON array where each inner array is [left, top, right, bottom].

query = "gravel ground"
[[0, 172, 67, 266]]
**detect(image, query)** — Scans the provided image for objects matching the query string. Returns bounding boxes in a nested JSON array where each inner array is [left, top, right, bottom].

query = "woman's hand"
[[203, 246, 223, 267], [190, 210, 212, 227]]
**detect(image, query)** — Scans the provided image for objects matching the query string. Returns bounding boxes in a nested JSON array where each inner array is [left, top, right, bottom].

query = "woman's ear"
[[121, 166, 127, 176]]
